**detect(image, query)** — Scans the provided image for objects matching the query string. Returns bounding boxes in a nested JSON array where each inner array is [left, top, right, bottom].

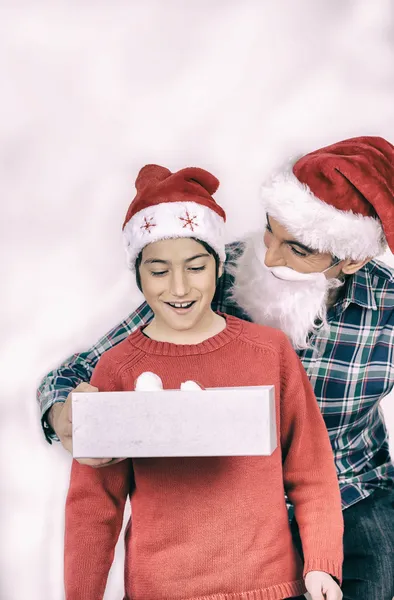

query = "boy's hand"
[[305, 571, 342, 600], [49, 382, 122, 468], [180, 380, 205, 390]]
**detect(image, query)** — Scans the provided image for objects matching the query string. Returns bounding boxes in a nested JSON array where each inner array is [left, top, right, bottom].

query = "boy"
[[64, 164, 343, 600]]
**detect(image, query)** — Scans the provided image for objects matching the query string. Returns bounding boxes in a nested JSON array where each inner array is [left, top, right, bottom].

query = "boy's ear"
[[341, 257, 371, 275]]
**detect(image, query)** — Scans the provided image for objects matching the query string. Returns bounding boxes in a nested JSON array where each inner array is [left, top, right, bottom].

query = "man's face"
[[139, 237, 220, 336], [231, 218, 345, 349], [264, 215, 342, 277]]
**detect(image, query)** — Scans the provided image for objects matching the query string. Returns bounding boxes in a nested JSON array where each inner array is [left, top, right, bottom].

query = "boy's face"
[[139, 237, 222, 335]]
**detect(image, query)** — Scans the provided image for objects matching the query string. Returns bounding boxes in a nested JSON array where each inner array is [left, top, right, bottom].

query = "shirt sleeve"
[[279, 335, 344, 583], [384, 307, 394, 392], [37, 301, 154, 442], [64, 353, 134, 600]]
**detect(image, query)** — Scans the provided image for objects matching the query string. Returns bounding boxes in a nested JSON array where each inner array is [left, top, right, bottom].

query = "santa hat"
[[261, 136, 394, 260], [123, 164, 226, 270]]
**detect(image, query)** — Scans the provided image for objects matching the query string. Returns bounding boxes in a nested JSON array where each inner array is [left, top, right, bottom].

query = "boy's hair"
[[134, 239, 221, 293]]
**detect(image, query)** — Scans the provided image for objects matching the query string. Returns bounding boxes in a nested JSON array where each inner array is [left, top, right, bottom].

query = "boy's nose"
[[170, 270, 191, 297]]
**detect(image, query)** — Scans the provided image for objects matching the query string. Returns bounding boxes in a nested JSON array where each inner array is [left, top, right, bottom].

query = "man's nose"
[[170, 270, 190, 297], [264, 241, 286, 268]]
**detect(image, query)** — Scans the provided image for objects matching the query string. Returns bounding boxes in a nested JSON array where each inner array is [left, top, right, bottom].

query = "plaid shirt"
[[38, 242, 394, 509]]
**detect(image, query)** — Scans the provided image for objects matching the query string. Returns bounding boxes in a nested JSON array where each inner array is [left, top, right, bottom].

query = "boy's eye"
[[188, 266, 206, 272], [151, 270, 168, 276]]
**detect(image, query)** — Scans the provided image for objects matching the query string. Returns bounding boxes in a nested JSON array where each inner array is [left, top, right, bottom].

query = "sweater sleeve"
[[64, 354, 133, 600], [279, 336, 344, 583]]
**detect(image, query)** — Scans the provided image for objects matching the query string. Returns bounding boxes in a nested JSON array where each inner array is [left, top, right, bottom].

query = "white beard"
[[229, 234, 343, 349]]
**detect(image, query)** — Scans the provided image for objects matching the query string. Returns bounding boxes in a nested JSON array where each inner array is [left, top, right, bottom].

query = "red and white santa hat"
[[261, 136, 394, 260], [122, 164, 226, 269]]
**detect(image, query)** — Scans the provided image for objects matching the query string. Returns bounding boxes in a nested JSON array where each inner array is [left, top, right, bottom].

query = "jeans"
[[291, 487, 394, 600]]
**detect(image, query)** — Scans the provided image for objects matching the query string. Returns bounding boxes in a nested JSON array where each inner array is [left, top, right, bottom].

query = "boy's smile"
[[139, 237, 224, 344], [165, 300, 196, 314]]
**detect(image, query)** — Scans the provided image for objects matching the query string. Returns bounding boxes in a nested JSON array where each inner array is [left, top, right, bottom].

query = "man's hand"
[[305, 571, 342, 600], [48, 382, 124, 468]]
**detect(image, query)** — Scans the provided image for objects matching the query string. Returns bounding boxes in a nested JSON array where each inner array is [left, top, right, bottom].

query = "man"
[[38, 136, 394, 600]]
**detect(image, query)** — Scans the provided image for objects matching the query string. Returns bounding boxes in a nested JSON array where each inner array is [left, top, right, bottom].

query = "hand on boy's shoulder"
[[49, 382, 126, 469]]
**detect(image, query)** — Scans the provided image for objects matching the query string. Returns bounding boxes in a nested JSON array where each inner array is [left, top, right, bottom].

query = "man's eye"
[[290, 246, 308, 258], [151, 270, 168, 276], [188, 266, 206, 272]]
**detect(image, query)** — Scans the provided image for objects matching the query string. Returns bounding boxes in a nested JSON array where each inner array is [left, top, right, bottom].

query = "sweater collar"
[[128, 314, 242, 356]]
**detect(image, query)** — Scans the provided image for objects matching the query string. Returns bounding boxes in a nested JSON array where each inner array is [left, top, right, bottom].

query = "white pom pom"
[[180, 380, 203, 391], [134, 372, 163, 391]]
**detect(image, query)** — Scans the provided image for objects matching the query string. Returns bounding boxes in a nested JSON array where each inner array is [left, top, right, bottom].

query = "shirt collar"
[[334, 264, 377, 315]]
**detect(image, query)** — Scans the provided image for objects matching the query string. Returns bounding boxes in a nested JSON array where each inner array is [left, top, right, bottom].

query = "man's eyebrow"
[[266, 214, 316, 254]]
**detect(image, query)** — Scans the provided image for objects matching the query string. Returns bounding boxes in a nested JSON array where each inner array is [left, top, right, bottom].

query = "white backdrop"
[[1, 1, 394, 599]]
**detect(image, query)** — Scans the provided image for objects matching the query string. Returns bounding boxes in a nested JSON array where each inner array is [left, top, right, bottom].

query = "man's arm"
[[38, 240, 244, 444], [37, 301, 153, 443], [38, 240, 243, 449]]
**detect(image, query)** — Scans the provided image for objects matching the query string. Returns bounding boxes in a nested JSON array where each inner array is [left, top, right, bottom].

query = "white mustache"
[[229, 235, 344, 349]]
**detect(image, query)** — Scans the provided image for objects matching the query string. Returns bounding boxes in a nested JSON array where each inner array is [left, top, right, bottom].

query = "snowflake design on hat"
[[179, 209, 198, 232], [140, 216, 156, 233]]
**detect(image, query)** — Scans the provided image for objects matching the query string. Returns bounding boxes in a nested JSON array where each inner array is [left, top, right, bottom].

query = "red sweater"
[[64, 315, 343, 600]]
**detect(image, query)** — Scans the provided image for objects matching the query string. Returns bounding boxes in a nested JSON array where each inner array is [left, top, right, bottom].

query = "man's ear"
[[341, 257, 371, 275]]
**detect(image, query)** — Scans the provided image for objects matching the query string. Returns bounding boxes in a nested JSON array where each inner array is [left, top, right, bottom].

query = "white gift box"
[[72, 386, 277, 458]]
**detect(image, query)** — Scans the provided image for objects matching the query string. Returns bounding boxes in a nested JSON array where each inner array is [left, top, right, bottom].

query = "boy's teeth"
[[169, 302, 193, 308]]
